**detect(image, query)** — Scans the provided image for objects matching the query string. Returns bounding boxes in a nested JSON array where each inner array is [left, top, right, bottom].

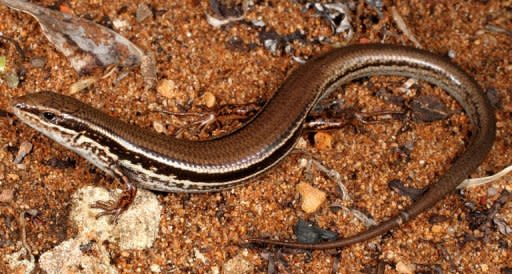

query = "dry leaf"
[[410, 95, 451, 122], [1, 0, 144, 74]]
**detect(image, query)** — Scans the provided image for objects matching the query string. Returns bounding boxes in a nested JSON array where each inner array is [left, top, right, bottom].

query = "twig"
[[457, 164, 512, 189], [331, 202, 378, 228], [391, 6, 422, 48], [19, 210, 35, 263], [485, 24, 512, 37], [346, 207, 378, 227], [0, 35, 26, 61], [311, 158, 351, 201]]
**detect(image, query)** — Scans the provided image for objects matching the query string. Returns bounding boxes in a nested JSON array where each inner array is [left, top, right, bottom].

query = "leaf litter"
[[0, 0, 156, 89]]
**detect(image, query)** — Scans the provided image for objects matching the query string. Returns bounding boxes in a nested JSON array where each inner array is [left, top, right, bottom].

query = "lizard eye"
[[42, 111, 56, 121]]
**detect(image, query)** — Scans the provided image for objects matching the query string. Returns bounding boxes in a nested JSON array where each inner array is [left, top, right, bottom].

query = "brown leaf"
[[410, 95, 451, 122]]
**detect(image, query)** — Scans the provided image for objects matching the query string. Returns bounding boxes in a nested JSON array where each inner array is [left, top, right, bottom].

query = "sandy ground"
[[0, 1, 511, 273]]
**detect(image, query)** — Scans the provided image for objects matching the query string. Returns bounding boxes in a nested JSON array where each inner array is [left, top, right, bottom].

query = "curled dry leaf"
[[0, 0, 147, 75], [293, 219, 337, 244]]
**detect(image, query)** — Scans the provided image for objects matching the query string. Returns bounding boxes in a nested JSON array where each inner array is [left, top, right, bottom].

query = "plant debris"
[[485, 24, 512, 37], [206, 0, 246, 28], [305, 157, 351, 201], [208, 1, 354, 58], [259, 29, 307, 56], [260, 250, 293, 274], [293, 219, 338, 244], [69, 77, 98, 94], [458, 165, 512, 189], [391, 6, 422, 48], [365, 0, 384, 16], [13, 141, 32, 164], [388, 179, 426, 200], [303, 2, 353, 38], [155, 101, 263, 139], [409, 95, 451, 122], [0, 0, 146, 75], [466, 190, 512, 242], [209, 0, 246, 18], [136, 3, 153, 23]]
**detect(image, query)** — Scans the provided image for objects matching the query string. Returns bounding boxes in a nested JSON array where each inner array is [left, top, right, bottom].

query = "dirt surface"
[[0, 0, 511, 273]]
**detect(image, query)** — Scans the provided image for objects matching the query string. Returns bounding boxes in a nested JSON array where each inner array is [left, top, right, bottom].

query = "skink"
[[11, 44, 496, 249]]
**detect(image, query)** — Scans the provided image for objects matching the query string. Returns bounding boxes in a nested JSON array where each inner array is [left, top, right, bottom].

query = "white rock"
[[3, 247, 35, 274], [39, 237, 117, 274], [70, 186, 162, 250]]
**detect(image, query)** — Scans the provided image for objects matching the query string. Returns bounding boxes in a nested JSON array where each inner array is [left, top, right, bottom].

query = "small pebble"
[[447, 49, 456, 59], [30, 56, 46, 68], [505, 185, 512, 192], [201, 92, 216, 108], [150, 264, 161, 273], [113, 19, 130, 30], [431, 224, 444, 234], [295, 136, 308, 149], [136, 4, 153, 22], [157, 79, 177, 99], [210, 266, 220, 274], [396, 261, 415, 274], [5, 72, 19, 88], [298, 158, 308, 168], [7, 173, 19, 181], [296, 182, 326, 213], [314, 131, 333, 150], [223, 253, 254, 274], [194, 248, 208, 264], [487, 187, 498, 197], [152, 120, 165, 133], [0, 188, 14, 203]]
